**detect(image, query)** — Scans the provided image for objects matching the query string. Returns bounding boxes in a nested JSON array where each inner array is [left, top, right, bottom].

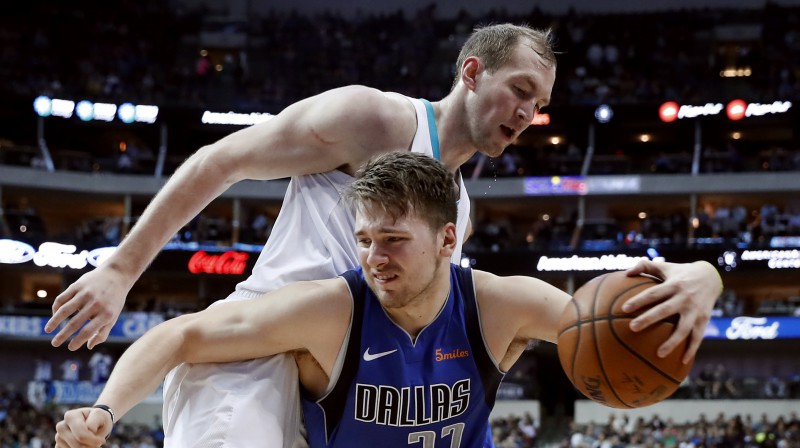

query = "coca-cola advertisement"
[[0, 239, 258, 276], [187, 250, 250, 275]]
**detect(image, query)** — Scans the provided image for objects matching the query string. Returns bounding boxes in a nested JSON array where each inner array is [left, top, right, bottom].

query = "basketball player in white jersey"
[[46, 24, 721, 447]]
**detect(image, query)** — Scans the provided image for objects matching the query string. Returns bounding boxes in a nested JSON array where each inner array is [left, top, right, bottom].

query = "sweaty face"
[[354, 207, 445, 310], [467, 41, 556, 157]]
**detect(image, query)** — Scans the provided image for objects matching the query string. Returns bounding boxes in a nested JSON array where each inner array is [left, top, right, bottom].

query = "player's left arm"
[[620, 260, 723, 364]]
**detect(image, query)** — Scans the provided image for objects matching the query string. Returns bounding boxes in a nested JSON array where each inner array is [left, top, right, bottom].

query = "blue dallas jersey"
[[301, 264, 505, 448]]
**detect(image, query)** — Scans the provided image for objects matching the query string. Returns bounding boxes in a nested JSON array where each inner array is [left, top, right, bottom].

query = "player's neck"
[[431, 95, 478, 173]]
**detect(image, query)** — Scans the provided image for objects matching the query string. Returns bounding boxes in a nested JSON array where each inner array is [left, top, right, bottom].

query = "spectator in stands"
[[518, 413, 537, 446], [33, 357, 52, 382], [696, 363, 716, 398], [712, 363, 738, 398], [764, 375, 788, 399]]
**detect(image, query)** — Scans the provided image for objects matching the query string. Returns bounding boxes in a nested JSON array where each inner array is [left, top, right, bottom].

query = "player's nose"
[[366, 243, 389, 267]]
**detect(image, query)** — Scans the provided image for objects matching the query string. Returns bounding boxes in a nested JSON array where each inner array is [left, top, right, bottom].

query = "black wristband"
[[93, 404, 116, 424]]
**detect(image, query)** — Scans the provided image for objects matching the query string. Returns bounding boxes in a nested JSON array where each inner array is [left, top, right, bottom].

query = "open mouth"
[[500, 125, 516, 140]]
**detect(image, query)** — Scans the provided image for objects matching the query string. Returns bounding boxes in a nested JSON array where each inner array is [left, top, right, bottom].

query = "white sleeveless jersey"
[[229, 96, 470, 299]]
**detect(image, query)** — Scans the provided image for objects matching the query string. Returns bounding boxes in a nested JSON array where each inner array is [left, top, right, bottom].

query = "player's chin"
[[480, 144, 508, 158]]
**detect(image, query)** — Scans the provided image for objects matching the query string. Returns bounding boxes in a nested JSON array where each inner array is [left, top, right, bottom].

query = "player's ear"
[[461, 57, 483, 91], [439, 223, 458, 257]]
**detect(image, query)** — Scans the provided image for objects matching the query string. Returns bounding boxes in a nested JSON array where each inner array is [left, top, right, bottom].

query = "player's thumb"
[[86, 408, 112, 437]]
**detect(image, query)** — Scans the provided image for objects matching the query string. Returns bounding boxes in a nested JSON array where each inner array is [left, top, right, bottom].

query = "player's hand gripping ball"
[[557, 271, 694, 408]]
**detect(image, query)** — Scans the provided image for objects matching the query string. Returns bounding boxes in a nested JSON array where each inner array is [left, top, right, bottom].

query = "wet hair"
[[451, 23, 556, 90], [348, 152, 457, 231]]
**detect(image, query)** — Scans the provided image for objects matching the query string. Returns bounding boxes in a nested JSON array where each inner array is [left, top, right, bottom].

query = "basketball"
[[557, 271, 694, 408]]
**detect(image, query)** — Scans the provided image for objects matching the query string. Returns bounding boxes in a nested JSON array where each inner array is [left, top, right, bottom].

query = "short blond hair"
[[452, 23, 556, 90]]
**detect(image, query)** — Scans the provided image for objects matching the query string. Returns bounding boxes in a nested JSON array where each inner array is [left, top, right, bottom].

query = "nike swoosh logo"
[[363, 348, 398, 361]]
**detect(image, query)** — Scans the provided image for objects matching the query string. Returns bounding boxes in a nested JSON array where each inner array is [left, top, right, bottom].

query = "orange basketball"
[[557, 271, 694, 408]]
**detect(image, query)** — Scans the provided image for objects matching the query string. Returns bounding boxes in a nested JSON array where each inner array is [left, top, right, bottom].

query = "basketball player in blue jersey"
[[48, 24, 722, 447], [54, 152, 723, 448]]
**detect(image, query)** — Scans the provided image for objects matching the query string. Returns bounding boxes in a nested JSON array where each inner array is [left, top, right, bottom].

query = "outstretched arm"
[[54, 277, 350, 446], [621, 260, 723, 364], [472, 261, 721, 370], [46, 86, 414, 350], [472, 270, 572, 371]]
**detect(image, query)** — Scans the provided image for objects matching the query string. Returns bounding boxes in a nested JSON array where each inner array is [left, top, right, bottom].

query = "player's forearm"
[[106, 145, 240, 280], [94, 317, 189, 419]]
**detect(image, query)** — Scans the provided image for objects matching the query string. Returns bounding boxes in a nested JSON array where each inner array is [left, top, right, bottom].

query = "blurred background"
[[1, 0, 799, 446]]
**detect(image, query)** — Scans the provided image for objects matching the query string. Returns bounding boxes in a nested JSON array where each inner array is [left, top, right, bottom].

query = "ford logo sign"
[[0, 239, 36, 264], [86, 247, 117, 267]]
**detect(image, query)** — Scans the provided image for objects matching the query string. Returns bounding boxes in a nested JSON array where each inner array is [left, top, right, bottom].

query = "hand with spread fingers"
[[55, 407, 112, 448], [621, 260, 723, 364], [46, 264, 132, 351]]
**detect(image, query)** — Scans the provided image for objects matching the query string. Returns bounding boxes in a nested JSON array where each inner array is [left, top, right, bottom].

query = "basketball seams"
[[607, 283, 683, 385], [558, 273, 687, 409], [591, 274, 632, 408], [568, 298, 581, 385]]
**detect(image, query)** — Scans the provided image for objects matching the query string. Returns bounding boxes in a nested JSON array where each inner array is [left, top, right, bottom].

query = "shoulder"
[[471, 269, 500, 297], [292, 86, 418, 172], [308, 86, 414, 128]]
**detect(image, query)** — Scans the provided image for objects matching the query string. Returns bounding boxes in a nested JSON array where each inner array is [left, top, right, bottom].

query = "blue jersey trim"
[[316, 268, 367, 443], [456, 267, 505, 409], [420, 98, 440, 161]]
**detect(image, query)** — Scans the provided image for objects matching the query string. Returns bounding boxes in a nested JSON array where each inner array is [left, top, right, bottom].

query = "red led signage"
[[188, 250, 250, 275]]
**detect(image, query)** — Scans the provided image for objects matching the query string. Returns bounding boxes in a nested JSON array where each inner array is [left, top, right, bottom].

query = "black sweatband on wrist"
[[93, 404, 116, 424]]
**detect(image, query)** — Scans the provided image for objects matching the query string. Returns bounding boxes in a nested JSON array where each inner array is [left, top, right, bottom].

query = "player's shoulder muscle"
[[316, 86, 417, 152]]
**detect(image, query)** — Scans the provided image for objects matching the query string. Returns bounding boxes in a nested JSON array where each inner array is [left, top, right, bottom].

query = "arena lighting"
[[32, 97, 76, 119], [702, 316, 800, 340], [645, 247, 664, 262], [75, 100, 94, 121], [726, 99, 747, 120], [0, 239, 118, 269], [201, 110, 274, 126], [658, 101, 679, 122], [530, 112, 550, 125], [639, 134, 651, 143], [33, 96, 157, 123], [75, 100, 123, 122], [33, 96, 52, 117], [93, 102, 117, 122], [0, 239, 36, 264], [719, 67, 752, 78], [741, 249, 800, 269], [33, 242, 89, 269], [594, 104, 613, 123], [726, 99, 792, 120], [718, 250, 738, 272], [536, 254, 662, 272], [659, 101, 724, 122], [188, 250, 250, 275], [86, 247, 117, 267], [117, 103, 136, 123]]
